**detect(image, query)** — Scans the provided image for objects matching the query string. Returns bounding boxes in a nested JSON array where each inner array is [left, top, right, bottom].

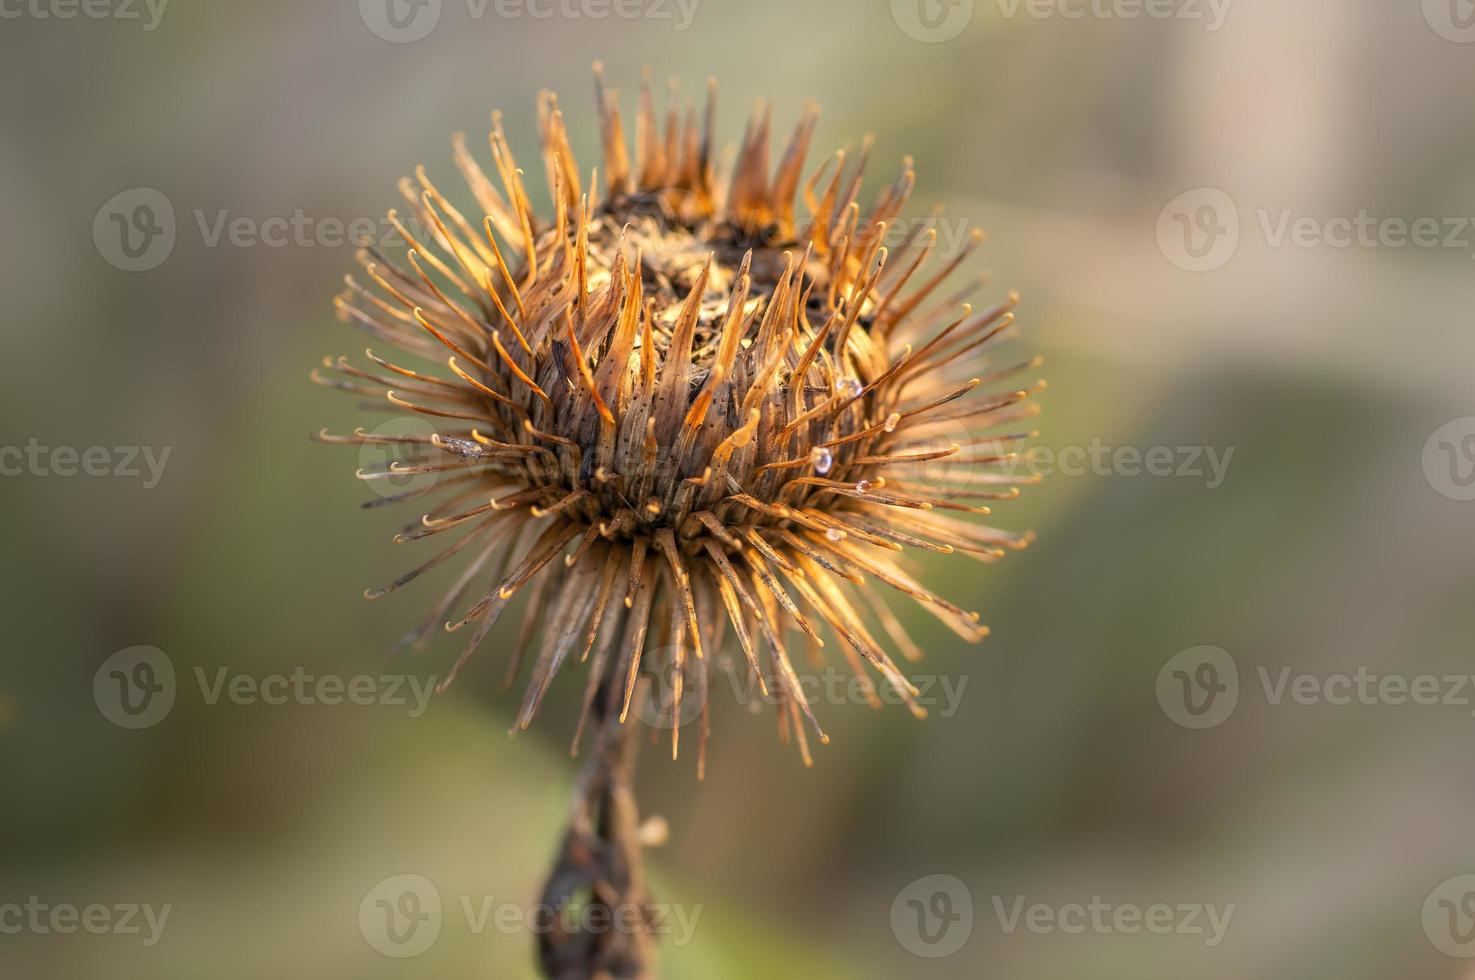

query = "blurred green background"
[[5, 0, 1475, 976]]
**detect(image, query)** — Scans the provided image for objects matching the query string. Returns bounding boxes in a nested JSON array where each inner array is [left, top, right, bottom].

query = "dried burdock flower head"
[[316, 65, 1043, 771]]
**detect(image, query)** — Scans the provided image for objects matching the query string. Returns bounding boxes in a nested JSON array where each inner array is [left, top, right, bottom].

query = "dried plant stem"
[[538, 675, 657, 979]]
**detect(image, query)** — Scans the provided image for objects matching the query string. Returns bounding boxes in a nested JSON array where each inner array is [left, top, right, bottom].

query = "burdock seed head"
[[315, 65, 1043, 771]]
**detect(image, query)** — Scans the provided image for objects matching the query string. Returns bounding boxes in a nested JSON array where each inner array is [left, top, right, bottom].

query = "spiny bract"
[[316, 66, 1044, 771]]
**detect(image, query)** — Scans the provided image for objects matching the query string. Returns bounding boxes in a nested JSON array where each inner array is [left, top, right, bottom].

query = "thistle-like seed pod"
[[315, 66, 1043, 772]]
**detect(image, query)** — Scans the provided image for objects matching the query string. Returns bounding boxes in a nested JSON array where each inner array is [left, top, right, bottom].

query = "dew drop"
[[838, 377, 863, 399], [883, 412, 901, 433], [810, 446, 834, 476], [825, 528, 846, 542]]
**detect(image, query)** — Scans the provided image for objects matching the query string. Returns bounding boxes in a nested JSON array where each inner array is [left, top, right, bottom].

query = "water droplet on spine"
[[838, 377, 862, 399], [883, 413, 901, 433], [810, 446, 834, 475], [825, 528, 846, 542]]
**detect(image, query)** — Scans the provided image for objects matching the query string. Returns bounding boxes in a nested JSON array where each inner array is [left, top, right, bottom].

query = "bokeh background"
[[5, 0, 1475, 976]]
